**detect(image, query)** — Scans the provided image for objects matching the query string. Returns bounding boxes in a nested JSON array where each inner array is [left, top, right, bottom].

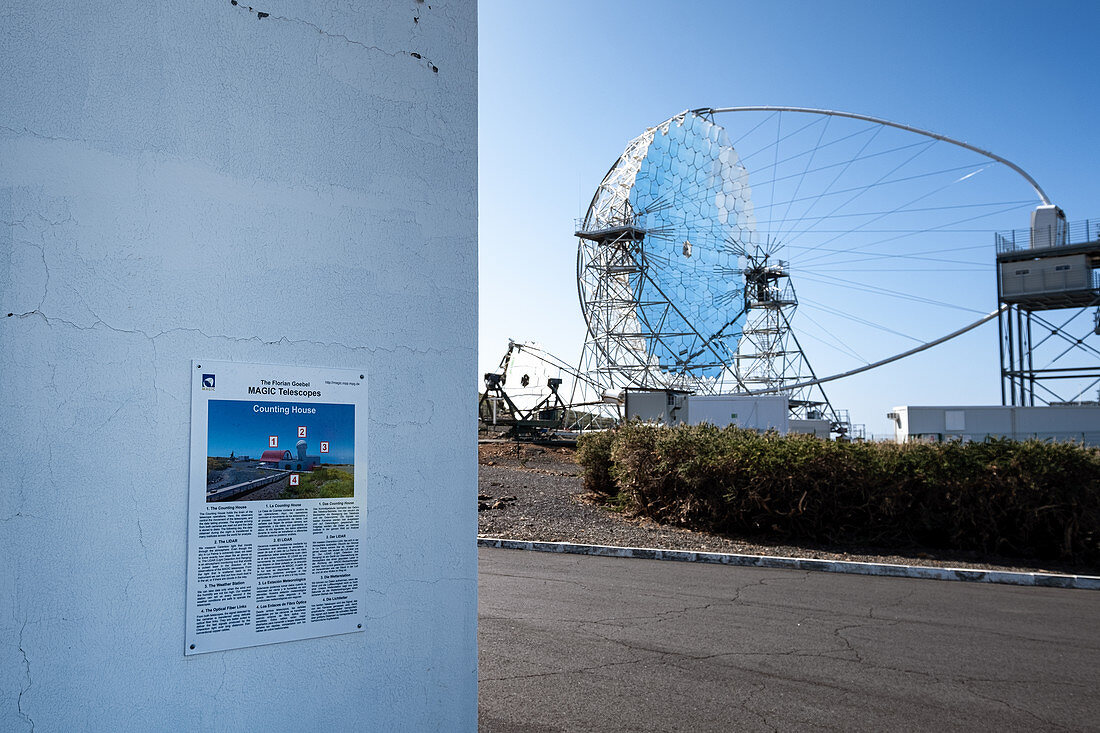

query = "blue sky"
[[207, 400, 355, 464], [478, 1, 1100, 436]]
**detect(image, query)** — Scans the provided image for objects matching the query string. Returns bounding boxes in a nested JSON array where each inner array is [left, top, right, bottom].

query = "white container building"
[[624, 389, 790, 433], [888, 405, 1100, 446]]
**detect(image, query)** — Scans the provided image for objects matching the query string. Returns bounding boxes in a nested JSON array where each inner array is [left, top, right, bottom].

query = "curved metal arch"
[[741, 306, 1007, 395], [694, 106, 1052, 206]]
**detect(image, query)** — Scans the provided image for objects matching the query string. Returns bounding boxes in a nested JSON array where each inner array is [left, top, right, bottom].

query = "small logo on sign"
[[269, 436, 278, 448], [290, 474, 299, 486], [298, 426, 307, 438], [320, 441, 329, 453], [201, 374, 215, 390]]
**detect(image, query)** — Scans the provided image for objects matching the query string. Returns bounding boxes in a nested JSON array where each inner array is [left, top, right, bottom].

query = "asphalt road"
[[478, 547, 1099, 732]]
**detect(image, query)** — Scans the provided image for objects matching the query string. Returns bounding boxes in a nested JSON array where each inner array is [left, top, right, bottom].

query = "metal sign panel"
[[185, 359, 368, 655]]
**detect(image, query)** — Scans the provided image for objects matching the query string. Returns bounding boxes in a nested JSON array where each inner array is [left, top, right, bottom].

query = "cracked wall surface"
[[0, 2, 476, 730]]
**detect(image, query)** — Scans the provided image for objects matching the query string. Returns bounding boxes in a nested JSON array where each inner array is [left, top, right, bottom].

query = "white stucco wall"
[[0, 2, 477, 730]]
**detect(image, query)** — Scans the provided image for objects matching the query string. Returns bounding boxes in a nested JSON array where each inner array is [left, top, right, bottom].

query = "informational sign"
[[185, 359, 367, 655]]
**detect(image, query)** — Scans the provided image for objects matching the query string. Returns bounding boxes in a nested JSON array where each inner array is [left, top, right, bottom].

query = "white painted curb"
[[477, 537, 1100, 590]]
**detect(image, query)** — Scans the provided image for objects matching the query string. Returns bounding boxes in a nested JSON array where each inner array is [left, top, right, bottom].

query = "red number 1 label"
[[269, 436, 278, 448]]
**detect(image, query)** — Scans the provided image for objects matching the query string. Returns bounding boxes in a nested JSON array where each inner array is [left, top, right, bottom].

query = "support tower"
[[996, 206, 1100, 406]]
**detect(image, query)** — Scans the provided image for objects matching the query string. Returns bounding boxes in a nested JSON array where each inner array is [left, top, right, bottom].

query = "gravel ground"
[[477, 442, 1100, 577]]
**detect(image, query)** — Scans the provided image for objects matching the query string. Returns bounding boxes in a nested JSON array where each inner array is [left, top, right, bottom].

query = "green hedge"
[[577, 423, 1100, 562]]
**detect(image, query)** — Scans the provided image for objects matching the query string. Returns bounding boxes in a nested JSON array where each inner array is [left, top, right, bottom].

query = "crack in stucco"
[[1, 512, 43, 522], [26, 234, 49, 313], [214, 656, 228, 702], [227, 0, 440, 73], [4, 308, 453, 358], [28, 213, 73, 229], [150, 336, 162, 412], [0, 125, 91, 146], [3, 211, 75, 315], [97, 403, 127, 431], [404, 576, 473, 585], [67, 285, 100, 325], [17, 622, 34, 733], [136, 519, 149, 560], [373, 398, 435, 429]]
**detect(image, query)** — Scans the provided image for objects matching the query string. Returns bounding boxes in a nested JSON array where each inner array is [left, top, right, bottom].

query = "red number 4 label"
[[290, 474, 299, 486]]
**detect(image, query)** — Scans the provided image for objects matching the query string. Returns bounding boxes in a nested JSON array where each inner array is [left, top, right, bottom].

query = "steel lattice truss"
[[736, 258, 835, 418], [575, 110, 836, 418]]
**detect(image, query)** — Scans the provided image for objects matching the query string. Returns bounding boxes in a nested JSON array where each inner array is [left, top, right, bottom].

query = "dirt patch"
[[477, 442, 1100, 577], [477, 442, 582, 475]]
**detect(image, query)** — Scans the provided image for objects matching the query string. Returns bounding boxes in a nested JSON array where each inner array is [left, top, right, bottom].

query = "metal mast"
[[734, 252, 845, 429]]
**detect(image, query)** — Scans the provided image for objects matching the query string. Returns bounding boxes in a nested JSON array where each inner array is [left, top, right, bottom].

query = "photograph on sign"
[[205, 399, 355, 503]]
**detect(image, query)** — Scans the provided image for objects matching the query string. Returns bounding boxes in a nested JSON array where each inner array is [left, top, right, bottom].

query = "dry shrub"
[[577, 423, 1100, 562], [576, 429, 616, 496]]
